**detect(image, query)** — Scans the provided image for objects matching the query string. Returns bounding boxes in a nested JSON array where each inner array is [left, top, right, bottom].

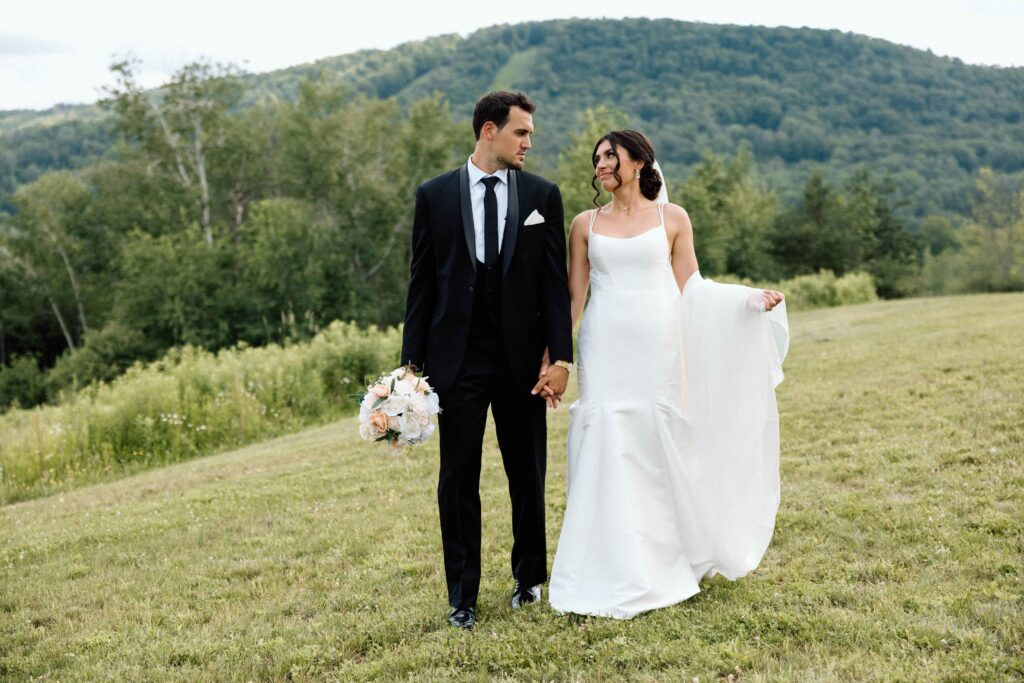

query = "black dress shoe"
[[447, 606, 475, 629], [511, 579, 541, 609]]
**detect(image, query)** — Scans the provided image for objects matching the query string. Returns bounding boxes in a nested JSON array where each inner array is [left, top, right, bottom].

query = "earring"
[[635, 170, 640, 180]]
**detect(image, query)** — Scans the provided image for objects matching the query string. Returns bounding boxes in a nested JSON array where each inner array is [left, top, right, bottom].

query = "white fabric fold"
[[653, 273, 788, 581]]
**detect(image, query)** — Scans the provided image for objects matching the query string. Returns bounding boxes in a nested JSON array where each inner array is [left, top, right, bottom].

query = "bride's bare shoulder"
[[662, 203, 691, 222], [662, 203, 693, 237], [569, 209, 594, 237]]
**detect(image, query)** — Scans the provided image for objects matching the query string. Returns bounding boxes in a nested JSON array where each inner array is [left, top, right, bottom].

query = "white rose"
[[399, 411, 423, 441], [383, 394, 410, 416], [408, 392, 428, 415], [395, 377, 417, 396]]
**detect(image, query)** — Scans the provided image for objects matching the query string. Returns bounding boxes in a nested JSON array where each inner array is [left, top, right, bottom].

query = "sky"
[[1, 0, 1022, 111]]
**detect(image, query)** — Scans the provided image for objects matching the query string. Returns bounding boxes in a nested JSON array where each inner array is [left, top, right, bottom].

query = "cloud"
[[0, 33, 68, 57]]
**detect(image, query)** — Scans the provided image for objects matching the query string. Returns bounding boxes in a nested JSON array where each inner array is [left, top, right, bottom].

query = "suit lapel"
[[458, 164, 476, 272], [502, 170, 520, 277]]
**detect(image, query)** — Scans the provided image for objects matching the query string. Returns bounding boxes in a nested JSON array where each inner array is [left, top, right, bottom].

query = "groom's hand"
[[532, 373, 557, 409], [545, 366, 569, 398], [533, 348, 558, 409], [538, 347, 551, 378], [532, 365, 568, 408]]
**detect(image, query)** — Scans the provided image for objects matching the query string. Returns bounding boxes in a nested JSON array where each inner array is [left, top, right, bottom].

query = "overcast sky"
[[2, 0, 1022, 111]]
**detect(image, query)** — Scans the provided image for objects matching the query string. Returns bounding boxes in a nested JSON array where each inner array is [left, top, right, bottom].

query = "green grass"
[[2, 294, 1022, 681]]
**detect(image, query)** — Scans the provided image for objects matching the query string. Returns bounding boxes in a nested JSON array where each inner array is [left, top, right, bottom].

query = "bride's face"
[[593, 140, 643, 192]]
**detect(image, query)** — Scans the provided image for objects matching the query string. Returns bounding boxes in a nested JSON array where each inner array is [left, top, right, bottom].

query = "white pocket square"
[[523, 210, 545, 226]]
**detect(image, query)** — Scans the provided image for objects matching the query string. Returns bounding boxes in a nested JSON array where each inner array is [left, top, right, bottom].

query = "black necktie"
[[481, 176, 499, 267]]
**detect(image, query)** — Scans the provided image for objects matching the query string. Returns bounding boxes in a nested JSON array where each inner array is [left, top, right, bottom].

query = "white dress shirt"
[[466, 155, 508, 263]]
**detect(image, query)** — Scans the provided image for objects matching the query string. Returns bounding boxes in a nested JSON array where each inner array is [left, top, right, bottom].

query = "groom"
[[401, 91, 573, 629]]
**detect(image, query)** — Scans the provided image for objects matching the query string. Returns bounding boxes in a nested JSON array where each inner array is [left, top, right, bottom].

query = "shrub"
[[718, 270, 878, 310], [0, 321, 401, 504], [44, 321, 155, 400], [0, 356, 46, 411]]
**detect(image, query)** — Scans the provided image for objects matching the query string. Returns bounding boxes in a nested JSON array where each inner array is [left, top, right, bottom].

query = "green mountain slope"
[[3, 18, 1023, 216], [2, 293, 1021, 678]]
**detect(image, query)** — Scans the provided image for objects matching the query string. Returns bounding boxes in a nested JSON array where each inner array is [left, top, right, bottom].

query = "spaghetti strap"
[[657, 201, 665, 225], [588, 208, 599, 234]]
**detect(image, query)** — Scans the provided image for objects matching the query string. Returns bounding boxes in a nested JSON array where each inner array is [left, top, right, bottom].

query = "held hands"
[[532, 347, 569, 409]]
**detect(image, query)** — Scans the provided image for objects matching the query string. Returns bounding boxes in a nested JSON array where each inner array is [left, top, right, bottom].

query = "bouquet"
[[358, 366, 441, 449]]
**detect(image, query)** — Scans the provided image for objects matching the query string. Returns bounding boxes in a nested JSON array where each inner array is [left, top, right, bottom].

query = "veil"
[[652, 159, 669, 205]]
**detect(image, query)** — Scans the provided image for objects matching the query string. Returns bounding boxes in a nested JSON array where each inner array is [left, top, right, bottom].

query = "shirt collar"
[[467, 155, 508, 186]]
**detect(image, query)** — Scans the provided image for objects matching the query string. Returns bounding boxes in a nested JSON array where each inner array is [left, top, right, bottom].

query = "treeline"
[[2, 62, 1023, 413], [0, 61, 468, 410]]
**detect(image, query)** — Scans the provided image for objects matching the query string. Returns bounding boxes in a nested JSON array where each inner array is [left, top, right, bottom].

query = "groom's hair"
[[472, 91, 535, 140]]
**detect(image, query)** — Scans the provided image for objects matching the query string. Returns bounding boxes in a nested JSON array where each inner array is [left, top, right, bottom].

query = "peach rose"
[[372, 383, 390, 398], [369, 411, 389, 433]]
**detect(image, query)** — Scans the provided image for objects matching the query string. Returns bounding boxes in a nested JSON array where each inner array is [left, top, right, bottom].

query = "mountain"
[[3, 18, 1023, 217]]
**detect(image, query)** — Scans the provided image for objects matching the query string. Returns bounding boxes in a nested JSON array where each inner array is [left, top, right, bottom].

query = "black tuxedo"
[[401, 163, 572, 610]]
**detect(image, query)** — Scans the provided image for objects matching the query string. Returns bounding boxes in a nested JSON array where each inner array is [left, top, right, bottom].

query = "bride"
[[547, 130, 789, 619]]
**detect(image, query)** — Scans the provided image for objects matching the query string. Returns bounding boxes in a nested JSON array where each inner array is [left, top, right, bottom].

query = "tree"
[[102, 58, 247, 246], [678, 151, 778, 279], [940, 168, 1024, 293], [846, 171, 919, 297], [555, 107, 629, 223], [1, 172, 95, 352], [916, 215, 959, 256], [269, 81, 466, 326]]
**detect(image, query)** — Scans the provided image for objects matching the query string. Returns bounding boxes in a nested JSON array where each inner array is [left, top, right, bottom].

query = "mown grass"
[[1, 294, 1022, 681]]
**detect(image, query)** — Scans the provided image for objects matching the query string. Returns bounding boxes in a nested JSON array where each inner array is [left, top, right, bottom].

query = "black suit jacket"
[[401, 165, 573, 394]]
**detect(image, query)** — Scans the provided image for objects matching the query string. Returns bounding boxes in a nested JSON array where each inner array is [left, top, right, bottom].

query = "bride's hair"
[[590, 130, 662, 206]]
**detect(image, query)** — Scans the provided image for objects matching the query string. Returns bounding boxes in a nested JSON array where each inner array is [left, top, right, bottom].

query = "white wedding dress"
[[548, 204, 789, 619]]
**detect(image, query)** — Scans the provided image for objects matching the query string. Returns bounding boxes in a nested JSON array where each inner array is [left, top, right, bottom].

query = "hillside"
[[2, 294, 1021, 679], [3, 18, 1023, 217]]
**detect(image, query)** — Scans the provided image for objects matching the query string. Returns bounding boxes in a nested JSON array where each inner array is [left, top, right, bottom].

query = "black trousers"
[[436, 327, 548, 610]]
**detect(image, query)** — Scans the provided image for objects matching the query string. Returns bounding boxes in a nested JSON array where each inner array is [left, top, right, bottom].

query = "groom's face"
[[491, 106, 533, 170]]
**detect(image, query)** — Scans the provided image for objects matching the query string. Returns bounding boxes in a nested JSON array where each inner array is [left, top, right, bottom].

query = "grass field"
[[2, 294, 1022, 681]]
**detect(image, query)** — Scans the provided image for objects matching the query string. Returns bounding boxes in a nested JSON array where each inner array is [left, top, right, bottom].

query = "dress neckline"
[[588, 204, 666, 241], [590, 223, 666, 240]]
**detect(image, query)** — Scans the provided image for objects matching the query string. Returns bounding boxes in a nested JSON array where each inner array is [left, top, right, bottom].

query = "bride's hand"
[[747, 289, 784, 312], [763, 289, 784, 312]]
